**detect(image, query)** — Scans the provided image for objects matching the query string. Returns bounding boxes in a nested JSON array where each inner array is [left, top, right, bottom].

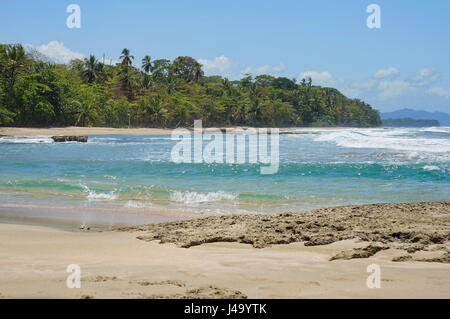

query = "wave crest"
[[170, 190, 237, 204], [80, 183, 118, 201], [313, 128, 450, 163]]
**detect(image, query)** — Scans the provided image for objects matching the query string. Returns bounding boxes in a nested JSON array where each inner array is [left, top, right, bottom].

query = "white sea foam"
[[89, 137, 173, 144], [89, 137, 121, 142], [422, 165, 442, 172], [0, 136, 53, 144], [420, 127, 450, 134], [313, 128, 450, 161], [170, 190, 237, 204], [80, 183, 118, 201]]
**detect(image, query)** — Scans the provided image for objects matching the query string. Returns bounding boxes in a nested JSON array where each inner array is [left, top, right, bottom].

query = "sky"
[[1, 0, 450, 113]]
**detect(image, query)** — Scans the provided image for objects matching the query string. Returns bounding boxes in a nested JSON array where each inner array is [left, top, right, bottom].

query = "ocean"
[[1, 127, 449, 228]]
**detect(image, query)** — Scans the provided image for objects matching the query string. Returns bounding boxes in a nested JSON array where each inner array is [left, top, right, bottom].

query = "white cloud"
[[378, 81, 411, 99], [277, 66, 449, 110], [30, 40, 85, 64], [338, 79, 378, 98], [373, 67, 399, 79], [242, 63, 286, 76], [352, 79, 378, 90], [344, 67, 445, 101], [298, 71, 334, 86], [409, 67, 440, 86], [426, 87, 450, 98], [198, 55, 233, 75]]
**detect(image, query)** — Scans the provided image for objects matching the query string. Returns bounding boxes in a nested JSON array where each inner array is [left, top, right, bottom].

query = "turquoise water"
[[0, 127, 449, 222]]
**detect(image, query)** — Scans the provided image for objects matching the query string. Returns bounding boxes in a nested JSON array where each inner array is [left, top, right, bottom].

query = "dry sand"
[[0, 126, 172, 136], [0, 126, 354, 137], [0, 202, 449, 299]]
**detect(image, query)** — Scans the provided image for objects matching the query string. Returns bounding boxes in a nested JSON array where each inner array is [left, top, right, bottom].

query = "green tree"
[[0, 44, 28, 106], [141, 55, 152, 74], [0, 103, 15, 125], [120, 48, 134, 66], [118, 65, 138, 100], [0, 42, 382, 129], [72, 86, 102, 127], [171, 56, 204, 82], [140, 96, 168, 127], [151, 59, 171, 83], [81, 55, 103, 84]]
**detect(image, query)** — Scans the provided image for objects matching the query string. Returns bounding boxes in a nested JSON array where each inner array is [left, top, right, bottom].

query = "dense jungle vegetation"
[[0, 44, 381, 128]]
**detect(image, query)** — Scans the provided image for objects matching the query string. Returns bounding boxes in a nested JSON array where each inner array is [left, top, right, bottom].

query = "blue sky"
[[1, 0, 450, 112]]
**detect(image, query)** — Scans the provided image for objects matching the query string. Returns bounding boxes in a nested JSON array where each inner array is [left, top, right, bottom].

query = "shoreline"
[[0, 126, 172, 136], [0, 203, 196, 232], [1, 201, 449, 299], [0, 125, 377, 137]]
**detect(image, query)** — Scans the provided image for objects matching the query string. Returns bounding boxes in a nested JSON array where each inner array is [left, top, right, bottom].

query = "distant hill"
[[380, 109, 450, 126], [382, 118, 440, 127]]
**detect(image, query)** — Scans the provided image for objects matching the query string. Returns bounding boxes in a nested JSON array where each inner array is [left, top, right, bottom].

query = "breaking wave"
[[313, 128, 450, 163], [80, 183, 118, 201], [0, 136, 53, 144], [170, 190, 237, 204]]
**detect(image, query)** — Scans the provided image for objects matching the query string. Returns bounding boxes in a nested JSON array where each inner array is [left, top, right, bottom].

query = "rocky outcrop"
[[51, 135, 88, 143], [330, 245, 388, 261], [119, 202, 450, 252]]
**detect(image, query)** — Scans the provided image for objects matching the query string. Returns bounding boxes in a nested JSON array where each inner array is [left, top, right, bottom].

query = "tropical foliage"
[[0, 44, 381, 127]]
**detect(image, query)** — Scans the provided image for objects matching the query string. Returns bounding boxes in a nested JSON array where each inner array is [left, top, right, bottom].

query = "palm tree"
[[147, 97, 168, 126], [232, 102, 248, 124], [221, 78, 232, 95], [141, 74, 152, 90], [141, 55, 152, 74], [81, 55, 103, 84], [249, 99, 263, 124], [71, 100, 99, 127], [120, 48, 134, 66], [165, 74, 178, 95], [118, 65, 135, 100], [151, 59, 171, 82], [1, 44, 28, 102]]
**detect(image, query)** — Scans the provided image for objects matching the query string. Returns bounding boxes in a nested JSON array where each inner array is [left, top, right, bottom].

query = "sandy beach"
[[0, 126, 173, 136], [0, 126, 358, 137], [2, 0, 450, 305], [0, 202, 449, 299]]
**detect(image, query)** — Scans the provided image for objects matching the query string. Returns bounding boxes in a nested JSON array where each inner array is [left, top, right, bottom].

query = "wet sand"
[[0, 202, 449, 299], [0, 204, 190, 232]]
